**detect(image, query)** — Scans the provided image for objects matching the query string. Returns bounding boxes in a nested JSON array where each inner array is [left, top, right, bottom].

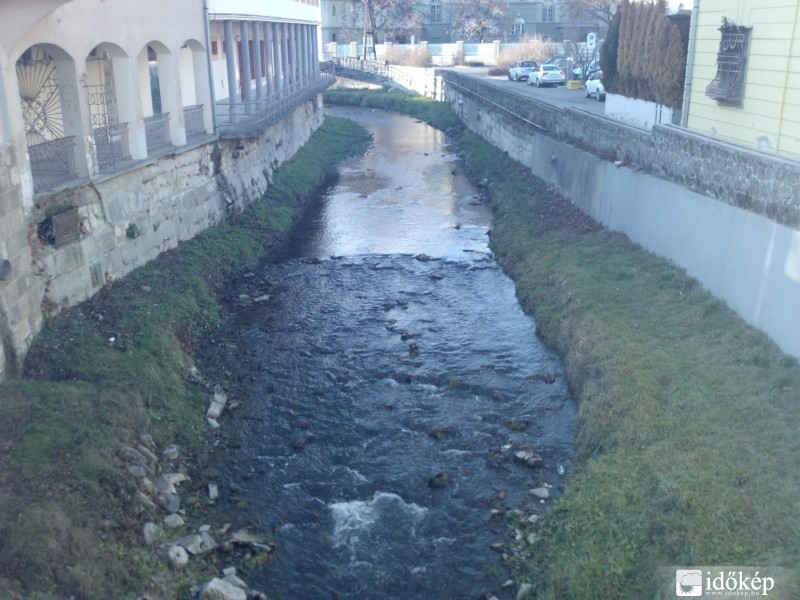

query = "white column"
[[224, 20, 240, 104], [161, 51, 185, 146], [312, 26, 320, 72], [264, 22, 275, 97], [252, 21, 264, 103], [239, 21, 253, 106], [280, 23, 289, 90], [301, 25, 309, 80]]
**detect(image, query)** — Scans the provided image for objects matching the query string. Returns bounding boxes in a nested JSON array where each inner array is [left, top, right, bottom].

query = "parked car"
[[584, 70, 605, 101], [508, 60, 538, 81], [528, 64, 566, 87], [545, 55, 582, 78]]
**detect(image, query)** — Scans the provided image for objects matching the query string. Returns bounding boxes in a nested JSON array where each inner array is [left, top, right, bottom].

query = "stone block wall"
[[441, 71, 800, 231], [0, 97, 323, 380], [0, 142, 42, 379]]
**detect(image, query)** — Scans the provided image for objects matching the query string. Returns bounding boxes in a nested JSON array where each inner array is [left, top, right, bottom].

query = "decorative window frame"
[[705, 18, 752, 107], [430, 2, 442, 24]]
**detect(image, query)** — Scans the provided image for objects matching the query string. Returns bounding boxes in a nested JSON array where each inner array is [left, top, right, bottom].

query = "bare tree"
[[562, 0, 618, 27], [341, 0, 424, 53], [447, 0, 510, 42]]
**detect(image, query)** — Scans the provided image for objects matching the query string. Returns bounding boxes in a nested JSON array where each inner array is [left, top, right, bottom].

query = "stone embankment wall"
[[0, 97, 323, 380], [440, 70, 800, 360], [0, 142, 39, 381]]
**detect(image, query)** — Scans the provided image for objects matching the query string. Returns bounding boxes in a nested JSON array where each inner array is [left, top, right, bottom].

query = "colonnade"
[[217, 20, 320, 109]]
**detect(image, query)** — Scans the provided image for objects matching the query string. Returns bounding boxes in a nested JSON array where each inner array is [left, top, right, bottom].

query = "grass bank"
[[0, 116, 371, 600], [325, 89, 800, 598]]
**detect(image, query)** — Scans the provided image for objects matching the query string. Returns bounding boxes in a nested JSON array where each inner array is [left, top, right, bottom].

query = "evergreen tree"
[[613, 0, 686, 107], [656, 18, 687, 108], [616, 0, 635, 97], [600, 7, 622, 93]]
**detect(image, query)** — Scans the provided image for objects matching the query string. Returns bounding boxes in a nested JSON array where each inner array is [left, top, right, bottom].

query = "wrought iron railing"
[[215, 69, 336, 138], [93, 122, 132, 174], [144, 112, 173, 155], [184, 104, 207, 142], [29, 136, 78, 193]]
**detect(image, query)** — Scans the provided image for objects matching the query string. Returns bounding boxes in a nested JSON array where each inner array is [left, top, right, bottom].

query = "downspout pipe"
[[203, 0, 218, 134], [681, 0, 700, 127]]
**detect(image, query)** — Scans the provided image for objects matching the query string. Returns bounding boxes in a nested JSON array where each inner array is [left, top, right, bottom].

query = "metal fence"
[[215, 70, 335, 138], [144, 112, 173, 155], [328, 57, 418, 90], [29, 136, 77, 193], [183, 104, 207, 142], [93, 122, 132, 174]]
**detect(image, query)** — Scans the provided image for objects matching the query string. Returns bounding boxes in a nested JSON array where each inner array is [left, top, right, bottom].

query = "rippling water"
[[204, 108, 575, 599]]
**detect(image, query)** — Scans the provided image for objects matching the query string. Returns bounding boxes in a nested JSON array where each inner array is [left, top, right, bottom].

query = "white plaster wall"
[[9, 0, 206, 67], [605, 93, 675, 131], [208, 0, 320, 23]]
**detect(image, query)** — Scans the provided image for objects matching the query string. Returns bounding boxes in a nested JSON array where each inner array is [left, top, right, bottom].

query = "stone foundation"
[[0, 96, 324, 380]]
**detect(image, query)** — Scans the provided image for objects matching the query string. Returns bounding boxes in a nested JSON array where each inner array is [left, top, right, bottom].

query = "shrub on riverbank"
[[325, 89, 800, 598], [0, 116, 371, 599]]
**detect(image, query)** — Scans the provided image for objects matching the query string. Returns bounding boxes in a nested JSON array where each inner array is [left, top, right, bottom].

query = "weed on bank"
[[325, 88, 800, 598], [0, 116, 371, 600]]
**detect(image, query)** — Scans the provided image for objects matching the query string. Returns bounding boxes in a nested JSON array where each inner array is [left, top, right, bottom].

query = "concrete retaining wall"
[[441, 71, 800, 360], [0, 96, 323, 379]]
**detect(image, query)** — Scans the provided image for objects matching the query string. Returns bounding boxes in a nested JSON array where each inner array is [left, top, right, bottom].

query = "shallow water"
[[204, 108, 575, 599]]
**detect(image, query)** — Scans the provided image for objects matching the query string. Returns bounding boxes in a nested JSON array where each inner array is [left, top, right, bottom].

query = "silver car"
[[585, 71, 605, 101], [508, 60, 538, 82], [528, 64, 566, 87]]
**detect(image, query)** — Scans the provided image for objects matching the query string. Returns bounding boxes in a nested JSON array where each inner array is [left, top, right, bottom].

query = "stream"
[[202, 107, 576, 599]]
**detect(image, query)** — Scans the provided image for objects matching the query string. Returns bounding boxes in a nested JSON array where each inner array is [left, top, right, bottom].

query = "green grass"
[[322, 89, 800, 598], [0, 116, 371, 600], [324, 87, 461, 130], [458, 127, 800, 598]]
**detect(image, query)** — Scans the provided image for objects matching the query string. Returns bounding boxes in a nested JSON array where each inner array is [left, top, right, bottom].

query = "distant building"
[[320, 0, 607, 45], [684, 0, 800, 158]]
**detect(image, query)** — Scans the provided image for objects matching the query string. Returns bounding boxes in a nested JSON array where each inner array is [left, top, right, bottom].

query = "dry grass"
[[383, 44, 432, 68]]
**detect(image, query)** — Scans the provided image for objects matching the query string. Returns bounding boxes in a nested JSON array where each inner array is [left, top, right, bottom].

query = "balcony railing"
[[144, 112, 173, 156], [29, 136, 78, 194], [184, 104, 207, 142], [215, 69, 336, 138], [93, 122, 132, 174]]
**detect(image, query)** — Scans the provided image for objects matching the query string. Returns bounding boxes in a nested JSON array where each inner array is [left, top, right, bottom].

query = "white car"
[[508, 60, 538, 82], [528, 65, 566, 87], [585, 70, 605, 101]]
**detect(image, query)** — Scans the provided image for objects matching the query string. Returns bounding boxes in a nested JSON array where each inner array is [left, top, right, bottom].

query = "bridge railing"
[[329, 57, 419, 92]]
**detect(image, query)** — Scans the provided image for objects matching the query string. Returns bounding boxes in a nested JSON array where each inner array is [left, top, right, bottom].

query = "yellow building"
[[685, 0, 800, 158]]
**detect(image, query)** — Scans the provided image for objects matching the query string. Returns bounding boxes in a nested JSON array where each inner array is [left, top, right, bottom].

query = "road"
[[444, 67, 607, 117]]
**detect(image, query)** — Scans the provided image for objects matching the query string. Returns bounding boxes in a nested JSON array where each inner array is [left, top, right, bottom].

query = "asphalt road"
[[444, 67, 607, 116]]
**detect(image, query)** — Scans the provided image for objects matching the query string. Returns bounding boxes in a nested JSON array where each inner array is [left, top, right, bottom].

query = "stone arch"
[[179, 38, 212, 141], [15, 42, 86, 192], [138, 40, 170, 117], [84, 42, 134, 173], [136, 41, 177, 153]]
